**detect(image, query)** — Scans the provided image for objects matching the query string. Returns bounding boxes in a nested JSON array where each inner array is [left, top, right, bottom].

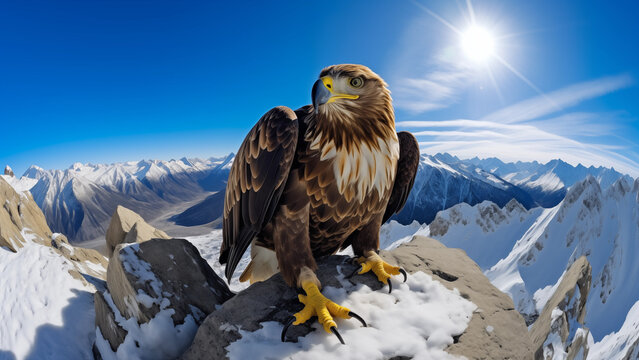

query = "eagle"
[[219, 64, 420, 344]]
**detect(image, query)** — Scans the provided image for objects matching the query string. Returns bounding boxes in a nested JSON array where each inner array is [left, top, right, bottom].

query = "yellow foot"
[[281, 281, 366, 344], [354, 251, 407, 293]]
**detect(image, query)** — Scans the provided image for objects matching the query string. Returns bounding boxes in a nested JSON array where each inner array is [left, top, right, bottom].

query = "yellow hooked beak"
[[321, 76, 359, 103], [312, 76, 359, 113]]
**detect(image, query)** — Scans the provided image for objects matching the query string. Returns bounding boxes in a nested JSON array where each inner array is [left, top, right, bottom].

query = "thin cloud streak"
[[481, 74, 634, 124]]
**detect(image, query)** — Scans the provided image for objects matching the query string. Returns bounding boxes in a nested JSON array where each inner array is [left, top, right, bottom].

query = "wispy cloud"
[[481, 74, 634, 124], [397, 75, 639, 176], [392, 53, 474, 113]]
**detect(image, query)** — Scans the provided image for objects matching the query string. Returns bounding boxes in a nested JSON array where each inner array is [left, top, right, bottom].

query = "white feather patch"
[[312, 134, 399, 203]]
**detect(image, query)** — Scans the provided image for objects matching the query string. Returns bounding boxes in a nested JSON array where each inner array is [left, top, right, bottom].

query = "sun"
[[460, 25, 496, 62]]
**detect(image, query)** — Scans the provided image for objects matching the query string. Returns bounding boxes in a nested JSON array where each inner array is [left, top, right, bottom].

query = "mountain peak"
[[4, 165, 14, 177]]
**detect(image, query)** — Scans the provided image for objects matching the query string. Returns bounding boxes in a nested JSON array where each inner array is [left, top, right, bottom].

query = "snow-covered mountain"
[[13, 155, 233, 242], [11, 151, 631, 248], [392, 154, 536, 225], [464, 156, 633, 207], [416, 175, 639, 359]]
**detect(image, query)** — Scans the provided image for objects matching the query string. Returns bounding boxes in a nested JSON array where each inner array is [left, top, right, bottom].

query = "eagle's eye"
[[349, 77, 364, 88]]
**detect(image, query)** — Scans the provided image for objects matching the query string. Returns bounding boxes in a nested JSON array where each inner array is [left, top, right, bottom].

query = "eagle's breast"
[[309, 131, 400, 204]]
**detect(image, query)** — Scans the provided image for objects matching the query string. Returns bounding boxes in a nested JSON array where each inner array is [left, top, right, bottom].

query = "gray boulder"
[[181, 236, 533, 359], [96, 238, 234, 354]]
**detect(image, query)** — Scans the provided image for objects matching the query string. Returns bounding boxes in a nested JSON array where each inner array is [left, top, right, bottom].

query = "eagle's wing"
[[383, 131, 420, 223], [220, 106, 299, 281]]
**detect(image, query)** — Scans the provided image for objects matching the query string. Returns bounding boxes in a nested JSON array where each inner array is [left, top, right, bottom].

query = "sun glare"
[[461, 25, 496, 62]]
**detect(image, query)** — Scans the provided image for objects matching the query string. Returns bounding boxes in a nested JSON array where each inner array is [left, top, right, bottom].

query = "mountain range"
[[3, 153, 632, 244], [6, 155, 232, 243]]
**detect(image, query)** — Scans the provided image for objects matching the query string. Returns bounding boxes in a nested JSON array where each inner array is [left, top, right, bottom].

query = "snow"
[[0, 175, 38, 195], [226, 271, 476, 360], [417, 176, 639, 359], [426, 200, 544, 270], [589, 300, 639, 360], [379, 220, 428, 250], [526, 172, 565, 192], [187, 230, 251, 292], [94, 292, 200, 360], [0, 242, 96, 360]]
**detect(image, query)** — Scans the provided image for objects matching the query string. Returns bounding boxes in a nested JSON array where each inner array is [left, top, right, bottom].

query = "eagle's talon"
[[358, 252, 404, 290], [281, 317, 295, 342], [399, 268, 407, 283], [292, 281, 361, 338], [348, 311, 367, 327], [331, 326, 345, 345]]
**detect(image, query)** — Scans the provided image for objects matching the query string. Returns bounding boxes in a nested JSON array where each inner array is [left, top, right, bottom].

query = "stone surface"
[[105, 205, 170, 257], [51, 233, 109, 280], [182, 236, 533, 360], [94, 291, 127, 352], [0, 176, 108, 283], [382, 236, 534, 360], [0, 177, 52, 251], [529, 256, 591, 360], [4, 165, 14, 177], [97, 238, 234, 351]]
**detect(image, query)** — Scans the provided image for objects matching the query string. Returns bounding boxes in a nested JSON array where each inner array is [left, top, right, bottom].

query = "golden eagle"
[[219, 64, 420, 343]]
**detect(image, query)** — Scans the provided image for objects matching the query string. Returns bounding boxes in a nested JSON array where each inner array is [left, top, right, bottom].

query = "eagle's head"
[[310, 64, 395, 149]]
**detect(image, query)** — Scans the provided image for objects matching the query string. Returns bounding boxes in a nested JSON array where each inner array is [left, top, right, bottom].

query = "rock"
[[0, 176, 108, 283], [51, 233, 109, 280], [96, 238, 234, 353], [0, 176, 52, 251], [4, 165, 14, 177], [383, 236, 534, 360], [94, 291, 127, 352], [529, 256, 591, 359], [181, 236, 533, 359], [105, 205, 170, 257]]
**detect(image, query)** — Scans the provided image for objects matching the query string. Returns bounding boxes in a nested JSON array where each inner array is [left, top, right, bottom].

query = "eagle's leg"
[[273, 171, 365, 343], [350, 217, 407, 293]]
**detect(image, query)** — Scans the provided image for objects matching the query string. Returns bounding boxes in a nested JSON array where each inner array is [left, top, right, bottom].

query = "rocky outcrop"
[[0, 176, 107, 282], [51, 233, 109, 279], [105, 205, 170, 257], [529, 256, 592, 360], [96, 238, 234, 354], [0, 176, 52, 251], [4, 165, 14, 177], [181, 236, 533, 359]]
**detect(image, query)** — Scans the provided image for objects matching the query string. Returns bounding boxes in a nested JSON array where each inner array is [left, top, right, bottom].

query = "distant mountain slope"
[[420, 176, 639, 349], [392, 154, 536, 225], [463, 155, 633, 207], [14, 155, 233, 242]]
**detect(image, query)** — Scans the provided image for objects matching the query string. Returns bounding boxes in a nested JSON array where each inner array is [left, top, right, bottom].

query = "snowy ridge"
[[464, 156, 633, 207]]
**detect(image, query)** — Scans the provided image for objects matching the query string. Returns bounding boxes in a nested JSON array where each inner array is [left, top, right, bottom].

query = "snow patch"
[[226, 271, 476, 360]]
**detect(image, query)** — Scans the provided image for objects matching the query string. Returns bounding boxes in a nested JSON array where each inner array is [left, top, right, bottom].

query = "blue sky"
[[1, 0, 638, 176]]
